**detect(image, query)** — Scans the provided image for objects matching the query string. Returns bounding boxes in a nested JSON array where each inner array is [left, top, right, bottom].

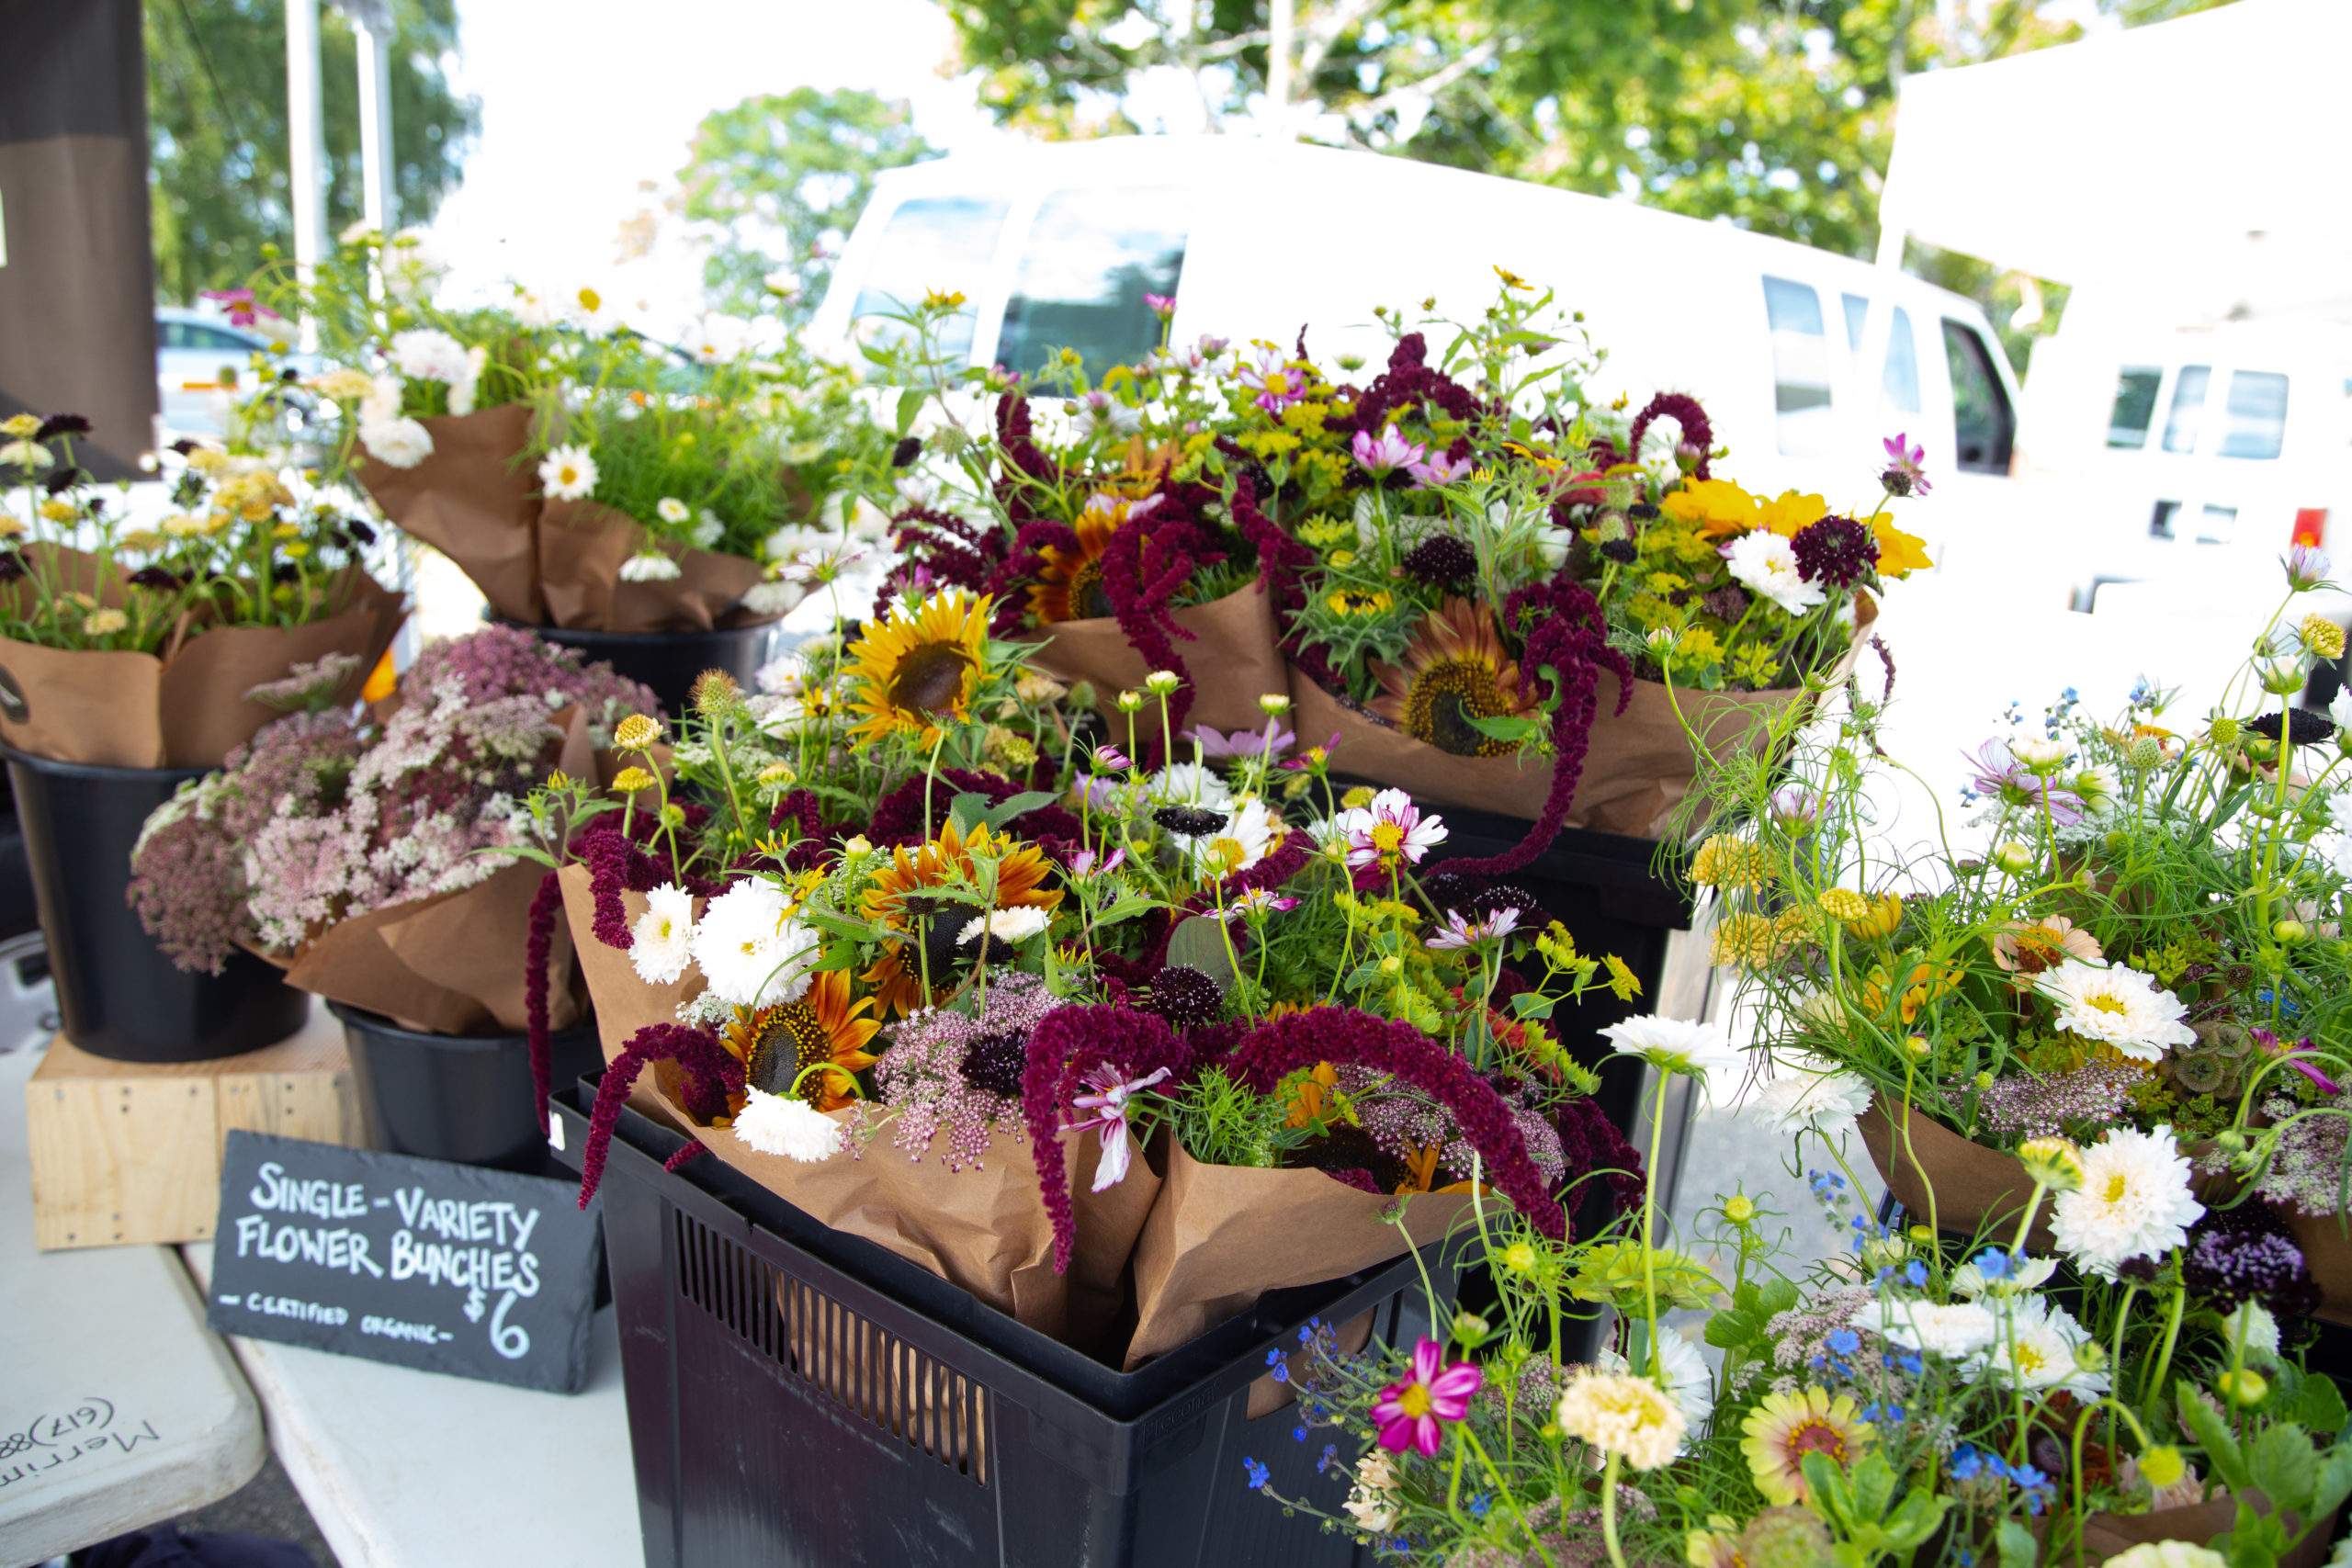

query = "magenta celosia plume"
[[576, 1021, 745, 1207]]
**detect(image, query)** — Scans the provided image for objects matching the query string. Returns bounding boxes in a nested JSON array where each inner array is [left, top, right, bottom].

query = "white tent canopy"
[[1877, 0, 2352, 327]]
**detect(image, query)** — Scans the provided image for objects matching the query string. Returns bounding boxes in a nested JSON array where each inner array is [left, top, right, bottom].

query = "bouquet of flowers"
[[0, 413, 402, 766], [129, 625, 652, 1051], [549, 581, 1645, 1366], [254, 229, 894, 633]]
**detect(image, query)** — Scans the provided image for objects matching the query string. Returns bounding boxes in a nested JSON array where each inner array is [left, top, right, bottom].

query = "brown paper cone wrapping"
[[2064, 1496, 2335, 1567], [1857, 1096, 2054, 1249], [2285, 1210, 2352, 1328], [557, 863, 1153, 1347], [1285, 597, 1875, 840], [1027, 583, 1285, 739], [279, 861, 583, 1036], [538, 499, 773, 634], [355, 404, 546, 624], [0, 562, 404, 768], [1125, 1144, 1469, 1369]]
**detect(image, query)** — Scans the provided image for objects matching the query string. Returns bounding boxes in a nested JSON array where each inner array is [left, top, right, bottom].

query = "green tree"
[[147, 0, 478, 306], [673, 88, 937, 317]]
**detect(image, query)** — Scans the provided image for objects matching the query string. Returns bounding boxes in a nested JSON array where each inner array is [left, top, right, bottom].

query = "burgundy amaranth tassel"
[[577, 1022, 744, 1208], [662, 1140, 709, 1174], [525, 869, 563, 1132], [1626, 391, 1714, 480], [1021, 1005, 1194, 1273]]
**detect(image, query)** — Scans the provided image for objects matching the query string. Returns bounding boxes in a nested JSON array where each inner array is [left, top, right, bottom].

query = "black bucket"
[[3, 747, 310, 1063], [493, 616, 786, 720], [333, 1001, 605, 1172]]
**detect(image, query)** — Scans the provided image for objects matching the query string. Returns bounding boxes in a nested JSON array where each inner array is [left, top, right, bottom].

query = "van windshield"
[[848, 197, 1011, 362], [995, 186, 1186, 381], [2106, 367, 2161, 448], [2219, 370, 2289, 459]]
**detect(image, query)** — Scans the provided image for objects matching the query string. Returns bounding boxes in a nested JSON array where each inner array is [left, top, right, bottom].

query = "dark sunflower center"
[[744, 1002, 835, 1103], [1070, 558, 1114, 620], [889, 641, 972, 716], [1406, 659, 1513, 757]]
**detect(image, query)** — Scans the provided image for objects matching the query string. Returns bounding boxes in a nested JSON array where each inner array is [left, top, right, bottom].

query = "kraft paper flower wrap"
[[1857, 1094, 2059, 1250], [536, 497, 777, 634], [354, 403, 546, 625], [0, 547, 403, 768], [1027, 582, 1287, 742], [1286, 594, 1876, 841], [2063, 1495, 2337, 1568], [556, 864, 1157, 1349]]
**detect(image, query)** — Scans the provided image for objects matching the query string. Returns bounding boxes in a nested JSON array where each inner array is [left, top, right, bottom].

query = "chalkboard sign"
[[205, 1132, 604, 1393]]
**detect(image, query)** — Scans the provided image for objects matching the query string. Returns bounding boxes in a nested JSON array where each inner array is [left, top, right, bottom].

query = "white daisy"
[[742, 580, 801, 618], [389, 326, 471, 385], [755, 653, 808, 698], [628, 884, 695, 986], [1751, 1055, 1871, 1143], [655, 496, 690, 525], [691, 508, 725, 549], [687, 312, 753, 366], [688, 878, 820, 1009], [1599, 1015, 1741, 1092], [1178, 795, 1281, 879], [2049, 1124, 2205, 1278], [733, 1087, 843, 1162], [1950, 1252, 2058, 1298], [1976, 1295, 2107, 1398], [1723, 531, 1826, 615], [538, 444, 598, 501], [956, 907, 1052, 946], [1147, 761, 1235, 811], [2035, 960, 2197, 1062], [1873, 1299, 1998, 1359], [359, 417, 434, 469], [619, 551, 682, 583]]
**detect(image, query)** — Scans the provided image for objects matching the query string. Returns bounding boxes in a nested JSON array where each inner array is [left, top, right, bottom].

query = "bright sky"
[[422, 0, 1011, 337]]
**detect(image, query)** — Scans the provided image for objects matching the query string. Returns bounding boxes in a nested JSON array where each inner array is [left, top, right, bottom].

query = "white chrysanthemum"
[[742, 580, 801, 618], [1179, 795, 1280, 879], [1600, 1332, 1713, 1445], [687, 312, 753, 365], [733, 1087, 843, 1162], [655, 496, 690, 525], [1724, 530, 1826, 615], [1873, 1299, 1999, 1359], [2035, 959, 2196, 1062], [389, 326, 471, 384], [1950, 1253, 2058, 1298], [2102, 1545, 2226, 1568], [1752, 1055, 1871, 1143], [689, 878, 819, 1009], [619, 551, 682, 583], [957, 907, 1051, 946], [360, 417, 433, 469], [1554, 1369, 1686, 1472], [2008, 735, 2070, 769], [1342, 1450, 1400, 1534], [538, 444, 597, 501], [447, 344, 488, 416], [1599, 1015, 1741, 1092], [691, 508, 725, 549], [628, 884, 695, 986], [1978, 1295, 2107, 1398], [2228, 1301, 2281, 1364], [2049, 1124, 2205, 1278], [358, 373, 404, 425], [1148, 761, 1235, 810]]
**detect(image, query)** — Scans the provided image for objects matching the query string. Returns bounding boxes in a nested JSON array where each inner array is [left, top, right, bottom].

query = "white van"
[[810, 137, 2020, 564], [2014, 303, 2352, 614]]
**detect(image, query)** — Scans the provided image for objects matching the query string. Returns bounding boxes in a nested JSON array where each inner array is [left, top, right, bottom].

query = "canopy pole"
[[284, 0, 326, 350]]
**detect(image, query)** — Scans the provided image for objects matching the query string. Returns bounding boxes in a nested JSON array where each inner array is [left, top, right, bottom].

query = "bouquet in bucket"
[[129, 625, 654, 1058], [555, 581, 1647, 1364], [0, 412, 402, 766], [252, 227, 895, 633]]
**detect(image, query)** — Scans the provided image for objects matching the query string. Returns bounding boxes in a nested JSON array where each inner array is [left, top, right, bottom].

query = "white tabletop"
[[0, 1042, 265, 1565], [182, 1237, 645, 1568]]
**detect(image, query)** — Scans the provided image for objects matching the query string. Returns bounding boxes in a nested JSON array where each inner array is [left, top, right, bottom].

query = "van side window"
[[2106, 367, 2162, 448], [1838, 295, 1921, 414], [1762, 276, 1834, 456], [2160, 365, 2211, 454], [995, 186, 1186, 380], [848, 197, 1011, 361], [2219, 370, 2290, 460], [1940, 320, 2015, 474]]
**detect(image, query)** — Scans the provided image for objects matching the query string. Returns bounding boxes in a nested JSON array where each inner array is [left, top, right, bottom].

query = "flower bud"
[[1452, 1311, 1491, 1347], [1992, 840, 2035, 874], [2017, 1136, 2085, 1191], [2275, 919, 2309, 944], [1144, 670, 1182, 696], [1115, 689, 1145, 714], [2217, 1128, 2247, 1154], [842, 834, 873, 857], [1258, 693, 1291, 717], [1723, 1194, 1756, 1225], [2138, 1444, 2187, 1490], [2218, 1368, 2268, 1407], [1903, 1034, 1932, 1060]]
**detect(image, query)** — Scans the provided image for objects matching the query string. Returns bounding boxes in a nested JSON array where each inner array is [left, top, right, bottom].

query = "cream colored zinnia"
[[1555, 1368, 1685, 1471]]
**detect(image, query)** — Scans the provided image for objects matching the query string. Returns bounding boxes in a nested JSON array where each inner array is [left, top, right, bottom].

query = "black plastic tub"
[[3, 747, 308, 1062], [550, 1077, 1457, 1568], [334, 1001, 603, 1173], [494, 616, 786, 719]]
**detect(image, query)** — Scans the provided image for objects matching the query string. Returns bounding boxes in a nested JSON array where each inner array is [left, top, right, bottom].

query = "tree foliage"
[[673, 87, 937, 318], [146, 0, 479, 307]]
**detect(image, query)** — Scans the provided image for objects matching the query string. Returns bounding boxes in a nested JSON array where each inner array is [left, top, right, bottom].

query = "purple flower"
[[1428, 907, 1521, 952], [1145, 293, 1176, 320], [1407, 451, 1474, 488], [1091, 743, 1131, 773], [1963, 739, 2087, 825], [2255, 1030, 2342, 1096], [1373, 1337, 1482, 1454], [1882, 432, 1931, 496], [1186, 722, 1295, 759], [1063, 1064, 1170, 1191], [1066, 845, 1125, 880], [200, 288, 280, 329], [1280, 733, 1342, 772], [1238, 348, 1306, 414], [1219, 888, 1297, 920], [1351, 423, 1427, 479], [2285, 545, 2333, 591]]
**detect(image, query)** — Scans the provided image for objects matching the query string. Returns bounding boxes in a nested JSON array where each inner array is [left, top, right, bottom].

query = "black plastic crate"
[[552, 1079, 1458, 1568]]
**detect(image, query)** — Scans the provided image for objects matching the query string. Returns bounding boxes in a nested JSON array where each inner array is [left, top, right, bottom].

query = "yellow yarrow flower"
[[1711, 911, 1783, 970], [610, 766, 657, 795], [613, 714, 661, 751], [2301, 614, 2346, 661], [1817, 886, 1871, 923], [1690, 833, 1772, 891]]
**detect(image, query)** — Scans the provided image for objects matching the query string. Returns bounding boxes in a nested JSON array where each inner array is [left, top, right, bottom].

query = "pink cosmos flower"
[[1063, 1064, 1171, 1190], [1220, 888, 1298, 921], [1280, 733, 1343, 773], [1066, 846, 1126, 880], [1186, 723, 1295, 759], [1144, 293, 1176, 319], [2256, 1029, 2342, 1096], [1352, 423, 1427, 478], [1091, 743, 1132, 774], [201, 288, 280, 328], [1882, 432, 1931, 495], [1342, 788, 1446, 871], [1373, 1337, 1483, 1455], [1408, 451, 1474, 488], [1238, 349, 1306, 414], [1428, 907, 1521, 952], [1965, 739, 2088, 826], [2285, 544, 2333, 590]]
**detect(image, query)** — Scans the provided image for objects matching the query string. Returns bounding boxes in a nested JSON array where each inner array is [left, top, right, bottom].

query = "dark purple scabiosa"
[[2244, 707, 2337, 750], [2186, 1201, 2321, 1321], [1146, 964, 1224, 1032], [343, 517, 378, 547], [1789, 515, 1880, 588], [577, 1021, 746, 1206], [1419, 872, 1542, 923], [890, 435, 922, 468], [1402, 534, 1476, 592], [1702, 585, 1749, 623], [1023, 1005, 1196, 1271], [1597, 537, 1637, 565], [126, 566, 186, 592], [1152, 803, 1228, 838], [0, 553, 25, 583], [42, 466, 85, 495], [34, 413, 91, 443], [1226, 1007, 1566, 1237]]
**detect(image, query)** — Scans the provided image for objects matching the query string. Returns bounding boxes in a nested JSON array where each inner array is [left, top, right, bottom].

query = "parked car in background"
[[2014, 302, 2352, 615], [809, 136, 2021, 567]]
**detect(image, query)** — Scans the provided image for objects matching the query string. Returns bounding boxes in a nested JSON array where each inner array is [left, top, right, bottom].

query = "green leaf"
[[1090, 890, 1159, 930], [2178, 1384, 2254, 1492], [946, 791, 995, 834], [1464, 713, 1542, 744], [1165, 916, 1244, 993], [2283, 1370, 2348, 1437], [496, 845, 559, 870], [1507, 990, 1555, 1020], [1996, 1520, 2039, 1568], [798, 908, 878, 941], [980, 790, 1058, 829], [2249, 1425, 2321, 1515], [894, 387, 923, 438], [816, 939, 859, 972]]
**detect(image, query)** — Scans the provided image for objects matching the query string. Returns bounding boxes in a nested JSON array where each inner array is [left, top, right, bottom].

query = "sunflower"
[[718, 967, 881, 1112], [1739, 1387, 1871, 1505], [1028, 492, 1158, 625], [843, 590, 992, 747], [858, 818, 1062, 1017], [1370, 599, 1532, 757]]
